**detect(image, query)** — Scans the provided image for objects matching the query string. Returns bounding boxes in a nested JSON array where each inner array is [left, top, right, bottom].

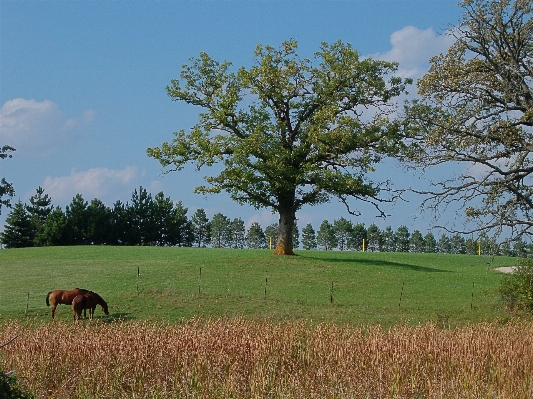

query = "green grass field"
[[0, 246, 517, 327]]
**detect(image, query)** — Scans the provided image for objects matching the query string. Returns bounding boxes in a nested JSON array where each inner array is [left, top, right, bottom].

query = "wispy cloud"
[[370, 26, 456, 80], [42, 166, 139, 204], [0, 98, 95, 157], [247, 209, 277, 229]]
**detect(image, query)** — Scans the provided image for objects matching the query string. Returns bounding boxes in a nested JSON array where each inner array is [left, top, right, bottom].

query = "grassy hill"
[[0, 246, 517, 326]]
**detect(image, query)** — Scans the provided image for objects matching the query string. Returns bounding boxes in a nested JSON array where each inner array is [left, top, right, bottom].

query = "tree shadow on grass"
[[301, 255, 450, 273]]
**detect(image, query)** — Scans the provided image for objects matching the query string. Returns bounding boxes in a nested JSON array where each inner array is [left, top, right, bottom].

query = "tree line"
[[1, 186, 528, 256]]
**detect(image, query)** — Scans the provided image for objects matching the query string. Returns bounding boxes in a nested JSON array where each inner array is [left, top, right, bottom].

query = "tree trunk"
[[273, 207, 296, 255]]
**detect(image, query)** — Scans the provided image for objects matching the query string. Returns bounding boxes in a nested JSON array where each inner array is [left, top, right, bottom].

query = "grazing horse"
[[46, 288, 90, 319], [72, 292, 109, 321]]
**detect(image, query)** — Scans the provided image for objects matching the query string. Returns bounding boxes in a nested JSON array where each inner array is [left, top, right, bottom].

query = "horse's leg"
[[51, 303, 56, 319]]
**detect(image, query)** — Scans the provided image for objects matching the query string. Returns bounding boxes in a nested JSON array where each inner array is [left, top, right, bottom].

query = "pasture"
[[3, 247, 533, 398], [0, 246, 516, 326]]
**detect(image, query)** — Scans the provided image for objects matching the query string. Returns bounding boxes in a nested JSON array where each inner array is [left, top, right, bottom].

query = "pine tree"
[[246, 222, 267, 249], [301, 223, 317, 250], [348, 223, 366, 251], [210, 213, 231, 248], [263, 223, 277, 249], [409, 230, 424, 253], [169, 201, 193, 247], [317, 220, 337, 251], [381, 227, 395, 252], [424, 232, 437, 253], [128, 187, 156, 245], [366, 224, 381, 252], [26, 186, 53, 245], [395, 225, 410, 252], [151, 192, 175, 246], [230, 218, 246, 249], [0, 201, 33, 248], [38, 206, 67, 246], [65, 194, 90, 245], [333, 217, 353, 251], [191, 209, 211, 247]]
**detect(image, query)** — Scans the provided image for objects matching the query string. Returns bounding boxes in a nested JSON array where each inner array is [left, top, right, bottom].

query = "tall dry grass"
[[1, 319, 533, 398]]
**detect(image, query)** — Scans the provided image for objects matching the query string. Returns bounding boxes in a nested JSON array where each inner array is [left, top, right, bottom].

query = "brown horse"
[[46, 288, 91, 319], [72, 292, 109, 321]]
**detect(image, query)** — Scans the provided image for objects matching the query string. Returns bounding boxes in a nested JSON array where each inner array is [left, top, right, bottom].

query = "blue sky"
[[0, 0, 465, 236]]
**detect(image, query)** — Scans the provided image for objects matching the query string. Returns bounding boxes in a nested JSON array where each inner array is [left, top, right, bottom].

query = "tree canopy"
[[0, 145, 15, 214], [405, 0, 533, 241], [148, 40, 411, 255]]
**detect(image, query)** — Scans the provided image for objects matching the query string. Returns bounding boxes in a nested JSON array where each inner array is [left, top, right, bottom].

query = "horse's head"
[[101, 301, 109, 315]]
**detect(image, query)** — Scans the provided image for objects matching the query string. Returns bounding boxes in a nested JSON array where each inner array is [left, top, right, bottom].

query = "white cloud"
[[42, 166, 138, 203], [370, 26, 456, 79], [246, 209, 277, 229], [0, 98, 95, 157]]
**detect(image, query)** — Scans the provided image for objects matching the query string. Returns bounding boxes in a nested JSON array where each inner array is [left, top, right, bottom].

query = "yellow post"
[[478, 241, 481, 256], [362, 238, 365, 252], [269, 237, 272, 250]]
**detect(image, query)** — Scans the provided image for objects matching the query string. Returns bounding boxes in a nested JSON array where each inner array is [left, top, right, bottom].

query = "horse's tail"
[[46, 292, 52, 307]]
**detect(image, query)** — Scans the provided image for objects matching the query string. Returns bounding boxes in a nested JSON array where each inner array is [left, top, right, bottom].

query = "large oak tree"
[[148, 41, 410, 255], [405, 0, 533, 241]]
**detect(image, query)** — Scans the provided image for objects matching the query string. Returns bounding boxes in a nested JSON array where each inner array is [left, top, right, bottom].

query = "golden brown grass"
[[1, 319, 533, 398]]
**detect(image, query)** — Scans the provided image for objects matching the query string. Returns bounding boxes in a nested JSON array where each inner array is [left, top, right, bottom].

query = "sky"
[[0, 0, 466, 237]]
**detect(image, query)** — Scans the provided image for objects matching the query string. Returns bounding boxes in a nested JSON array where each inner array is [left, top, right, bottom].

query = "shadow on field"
[[303, 256, 450, 273]]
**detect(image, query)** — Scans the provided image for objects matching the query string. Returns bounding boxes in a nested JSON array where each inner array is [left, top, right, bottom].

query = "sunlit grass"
[[0, 246, 515, 326]]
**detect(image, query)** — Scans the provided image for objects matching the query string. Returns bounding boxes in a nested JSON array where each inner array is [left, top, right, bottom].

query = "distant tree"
[[380, 226, 396, 252], [210, 213, 232, 248], [86, 198, 112, 245], [26, 186, 53, 245], [151, 192, 176, 246], [0, 145, 15, 215], [348, 223, 366, 251], [366, 224, 381, 252], [128, 187, 156, 245], [465, 237, 478, 255], [169, 201, 193, 247], [450, 234, 466, 254], [479, 232, 499, 255], [333, 217, 353, 251], [292, 223, 300, 249], [423, 232, 437, 253], [230, 218, 246, 249], [147, 40, 411, 255], [301, 223, 317, 250], [191, 209, 211, 247], [438, 234, 452, 254], [38, 206, 67, 246], [246, 222, 267, 249], [264, 223, 278, 249], [513, 239, 531, 257], [0, 201, 33, 248], [394, 225, 410, 252], [317, 220, 337, 251], [409, 230, 425, 253], [65, 194, 89, 245], [110, 200, 129, 245]]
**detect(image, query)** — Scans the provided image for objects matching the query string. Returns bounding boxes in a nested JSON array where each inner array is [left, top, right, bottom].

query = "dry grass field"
[[2, 319, 533, 398]]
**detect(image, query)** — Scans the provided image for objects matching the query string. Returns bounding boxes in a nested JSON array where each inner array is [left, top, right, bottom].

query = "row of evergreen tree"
[[0, 186, 528, 256]]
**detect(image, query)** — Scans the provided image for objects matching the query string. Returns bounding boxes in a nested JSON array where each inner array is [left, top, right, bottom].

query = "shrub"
[[499, 257, 533, 313], [0, 371, 34, 399]]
